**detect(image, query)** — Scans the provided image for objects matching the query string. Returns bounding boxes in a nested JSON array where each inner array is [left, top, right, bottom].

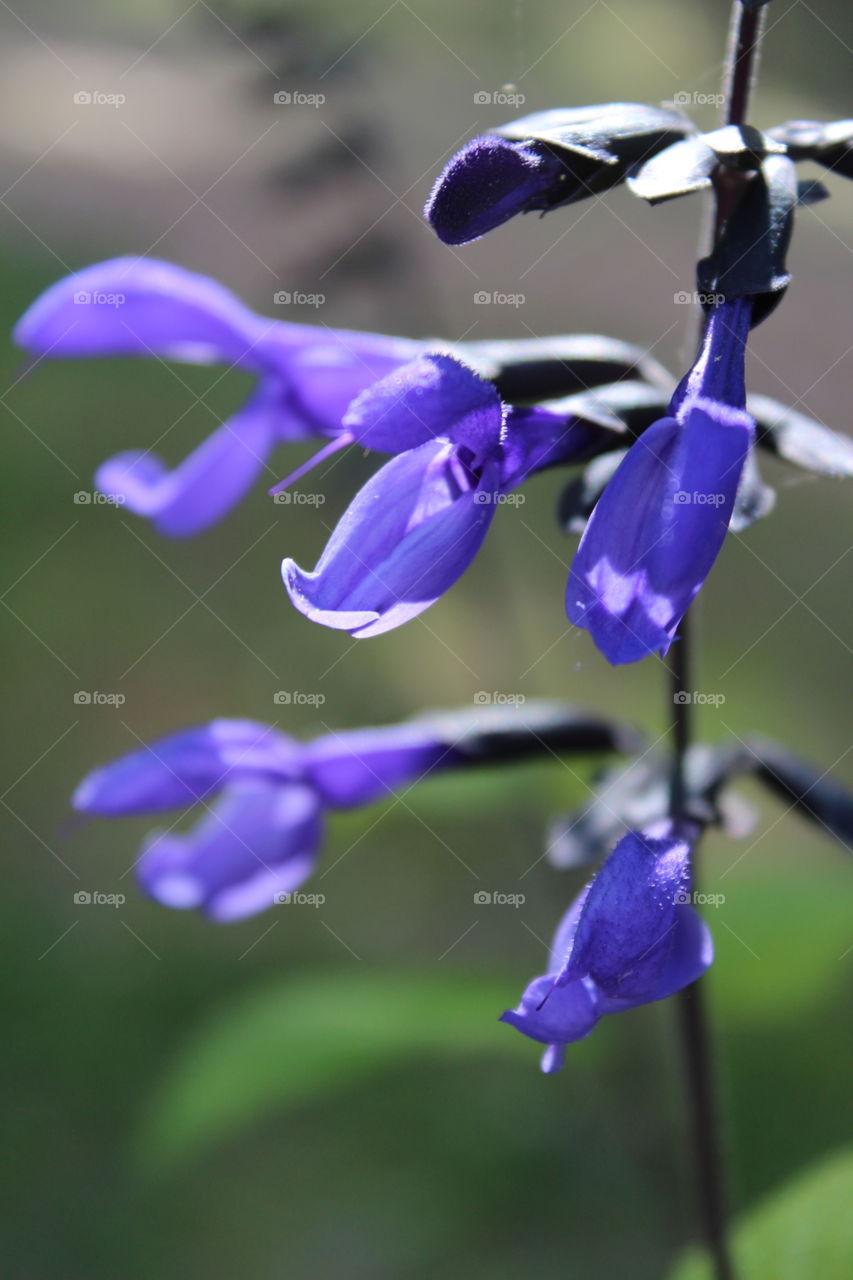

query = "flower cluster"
[[17, 257, 754, 662], [14, 73, 853, 1077], [72, 704, 721, 1070]]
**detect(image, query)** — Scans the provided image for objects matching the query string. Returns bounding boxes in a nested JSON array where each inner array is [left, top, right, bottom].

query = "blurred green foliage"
[[669, 1148, 853, 1280]]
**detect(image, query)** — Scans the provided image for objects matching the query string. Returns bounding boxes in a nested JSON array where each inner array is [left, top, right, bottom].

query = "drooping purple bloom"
[[425, 135, 569, 245], [14, 258, 422, 535], [566, 298, 755, 664], [425, 105, 693, 245], [134, 780, 324, 922], [501, 824, 712, 1073], [72, 717, 457, 922], [283, 353, 602, 637]]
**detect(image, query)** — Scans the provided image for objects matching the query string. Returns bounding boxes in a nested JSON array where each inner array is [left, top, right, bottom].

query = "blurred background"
[[1, 1, 851, 1276]]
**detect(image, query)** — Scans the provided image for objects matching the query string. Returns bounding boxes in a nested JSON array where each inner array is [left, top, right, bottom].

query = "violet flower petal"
[[72, 720, 300, 816], [566, 401, 753, 663], [597, 905, 713, 1013], [567, 298, 754, 664], [16, 261, 430, 533], [136, 779, 322, 922], [342, 353, 503, 453], [285, 331, 425, 437], [283, 441, 500, 637], [670, 297, 751, 414], [14, 257, 270, 370], [96, 385, 289, 536], [303, 724, 455, 807], [559, 827, 692, 999], [499, 974, 600, 1047], [499, 406, 605, 490]]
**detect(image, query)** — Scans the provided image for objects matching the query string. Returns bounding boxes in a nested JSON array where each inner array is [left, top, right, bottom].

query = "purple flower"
[[283, 353, 601, 636], [501, 824, 713, 1073], [425, 135, 569, 245], [425, 105, 693, 245], [73, 717, 456, 922], [566, 298, 755, 664], [14, 258, 421, 535]]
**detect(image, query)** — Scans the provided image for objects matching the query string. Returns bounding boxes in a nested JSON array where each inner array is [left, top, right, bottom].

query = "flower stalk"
[[672, 5, 769, 1277]]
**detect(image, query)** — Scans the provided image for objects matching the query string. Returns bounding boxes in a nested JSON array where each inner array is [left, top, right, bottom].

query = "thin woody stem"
[[722, 1, 768, 128], [714, 1, 769, 238], [671, 5, 767, 1278]]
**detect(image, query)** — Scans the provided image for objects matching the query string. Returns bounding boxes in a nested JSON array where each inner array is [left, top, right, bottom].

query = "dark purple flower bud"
[[501, 824, 712, 1072], [566, 298, 754, 664], [425, 135, 568, 245], [426, 103, 694, 244], [14, 259, 422, 535]]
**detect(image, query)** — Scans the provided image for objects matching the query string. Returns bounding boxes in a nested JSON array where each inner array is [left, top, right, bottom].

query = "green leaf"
[[668, 1147, 853, 1280], [707, 868, 853, 1026], [136, 969, 528, 1172]]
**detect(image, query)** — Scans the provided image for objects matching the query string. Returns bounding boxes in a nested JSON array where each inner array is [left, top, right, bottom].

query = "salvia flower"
[[425, 134, 570, 245], [283, 352, 604, 637], [73, 704, 634, 921], [566, 297, 755, 664], [426, 104, 693, 245], [14, 258, 422, 535], [501, 823, 713, 1073], [73, 717, 460, 922]]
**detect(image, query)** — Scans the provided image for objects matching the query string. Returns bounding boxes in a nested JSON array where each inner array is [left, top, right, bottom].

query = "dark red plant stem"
[[671, 5, 767, 1278]]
